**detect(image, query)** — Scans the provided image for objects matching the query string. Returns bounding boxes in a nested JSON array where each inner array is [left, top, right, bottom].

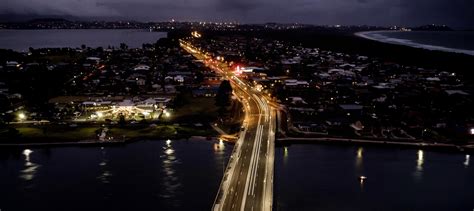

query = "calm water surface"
[[0, 29, 167, 51], [274, 144, 474, 211], [0, 139, 231, 211], [1, 140, 473, 211]]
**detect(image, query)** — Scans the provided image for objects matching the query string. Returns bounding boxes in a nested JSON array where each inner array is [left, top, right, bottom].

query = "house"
[[137, 78, 146, 86], [284, 79, 309, 88], [288, 97, 307, 105], [6, 61, 19, 67], [445, 90, 469, 96], [86, 57, 101, 64], [133, 65, 151, 71], [339, 104, 363, 117]]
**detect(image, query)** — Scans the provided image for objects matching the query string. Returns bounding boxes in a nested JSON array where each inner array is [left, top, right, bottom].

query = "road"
[[180, 40, 275, 211]]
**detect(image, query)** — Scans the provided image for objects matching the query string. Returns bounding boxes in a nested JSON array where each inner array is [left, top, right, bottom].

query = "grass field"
[[0, 124, 216, 144], [0, 97, 219, 144]]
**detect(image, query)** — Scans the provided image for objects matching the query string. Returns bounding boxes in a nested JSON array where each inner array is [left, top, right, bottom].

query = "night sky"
[[1, 0, 473, 27]]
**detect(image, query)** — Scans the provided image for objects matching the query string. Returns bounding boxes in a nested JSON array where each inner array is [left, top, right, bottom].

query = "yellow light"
[[96, 112, 103, 118], [163, 110, 171, 118], [357, 147, 363, 159], [18, 112, 26, 120], [417, 150, 424, 171]]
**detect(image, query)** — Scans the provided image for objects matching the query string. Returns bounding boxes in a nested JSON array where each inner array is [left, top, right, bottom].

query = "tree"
[[119, 113, 126, 126], [173, 86, 191, 108], [120, 43, 128, 51], [215, 80, 233, 116]]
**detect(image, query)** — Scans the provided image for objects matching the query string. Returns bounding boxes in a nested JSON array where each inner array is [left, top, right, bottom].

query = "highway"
[[180, 40, 275, 211]]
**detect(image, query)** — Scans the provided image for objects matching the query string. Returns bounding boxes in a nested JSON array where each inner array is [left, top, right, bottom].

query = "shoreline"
[[0, 135, 217, 148], [277, 137, 474, 153], [354, 30, 474, 56]]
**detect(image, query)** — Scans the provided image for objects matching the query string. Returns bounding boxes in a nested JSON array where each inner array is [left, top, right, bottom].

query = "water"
[[1, 141, 472, 211], [0, 139, 232, 211], [0, 29, 167, 51], [356, 31, 474, 56], [274, 144, 474, 211]]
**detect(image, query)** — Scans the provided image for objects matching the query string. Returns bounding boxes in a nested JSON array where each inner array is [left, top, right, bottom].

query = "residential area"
[[182, 34, 474, 145], [0, 37, 236, 143]]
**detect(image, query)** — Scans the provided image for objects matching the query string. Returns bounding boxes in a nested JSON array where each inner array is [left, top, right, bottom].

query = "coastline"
[[277, 137, 474, 153], [0, 135, 217, 148], [355, 30, 474, 56]]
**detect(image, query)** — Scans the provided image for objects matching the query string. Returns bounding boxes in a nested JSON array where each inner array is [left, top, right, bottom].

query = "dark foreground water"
[[1, 141, 473, 211], [274, 144, 474, 211], [0, 139, 231, 211], [0, 29, 167, 51]]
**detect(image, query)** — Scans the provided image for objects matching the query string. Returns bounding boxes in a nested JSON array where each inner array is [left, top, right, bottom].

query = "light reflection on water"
[[214, 139, 227, 175], [160, 139, 181, 200], [20, 149, 41, 182], [356, 147, 363, 168], [0, 139, 232, 211], [274, 144, 474, 210], [414, 149, 424, 180], [97, 147, 112, 184], [465, 154, 470, 167], [355, 147, 365, 190]]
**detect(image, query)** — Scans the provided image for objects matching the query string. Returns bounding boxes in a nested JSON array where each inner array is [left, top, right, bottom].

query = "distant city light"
[[191, 31, 202, 38], [96, 112, 103, 118], [470, 128, 474, 135]]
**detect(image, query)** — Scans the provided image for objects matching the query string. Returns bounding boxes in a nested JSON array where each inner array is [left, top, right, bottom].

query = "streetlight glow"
[[18, 112, 26, 120], [162, 109, 171, 118]]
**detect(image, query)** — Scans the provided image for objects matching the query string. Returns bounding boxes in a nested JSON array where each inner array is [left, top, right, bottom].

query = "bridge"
[[180, 40, 276, 211]]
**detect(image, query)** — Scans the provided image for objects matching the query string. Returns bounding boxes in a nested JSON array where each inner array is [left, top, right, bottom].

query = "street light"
[[470, 128, 474, 135], [163, 109, 171, 118], [18, 112, 26, 121]]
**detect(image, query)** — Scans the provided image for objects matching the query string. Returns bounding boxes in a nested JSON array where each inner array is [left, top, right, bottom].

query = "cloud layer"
[[1, 0, 473, 27]]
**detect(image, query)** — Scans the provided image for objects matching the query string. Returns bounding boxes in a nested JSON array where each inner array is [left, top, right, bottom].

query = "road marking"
[[249, 125, 263, 196], [250, 125, 263, 196], [241, 94, 263, 211]]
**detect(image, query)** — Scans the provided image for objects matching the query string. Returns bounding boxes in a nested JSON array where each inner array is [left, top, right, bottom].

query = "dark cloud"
[[1, 0, 473, 27]]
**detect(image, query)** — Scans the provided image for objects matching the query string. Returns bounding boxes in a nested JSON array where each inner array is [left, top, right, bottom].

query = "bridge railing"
[[212, 127, 246, 211]]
